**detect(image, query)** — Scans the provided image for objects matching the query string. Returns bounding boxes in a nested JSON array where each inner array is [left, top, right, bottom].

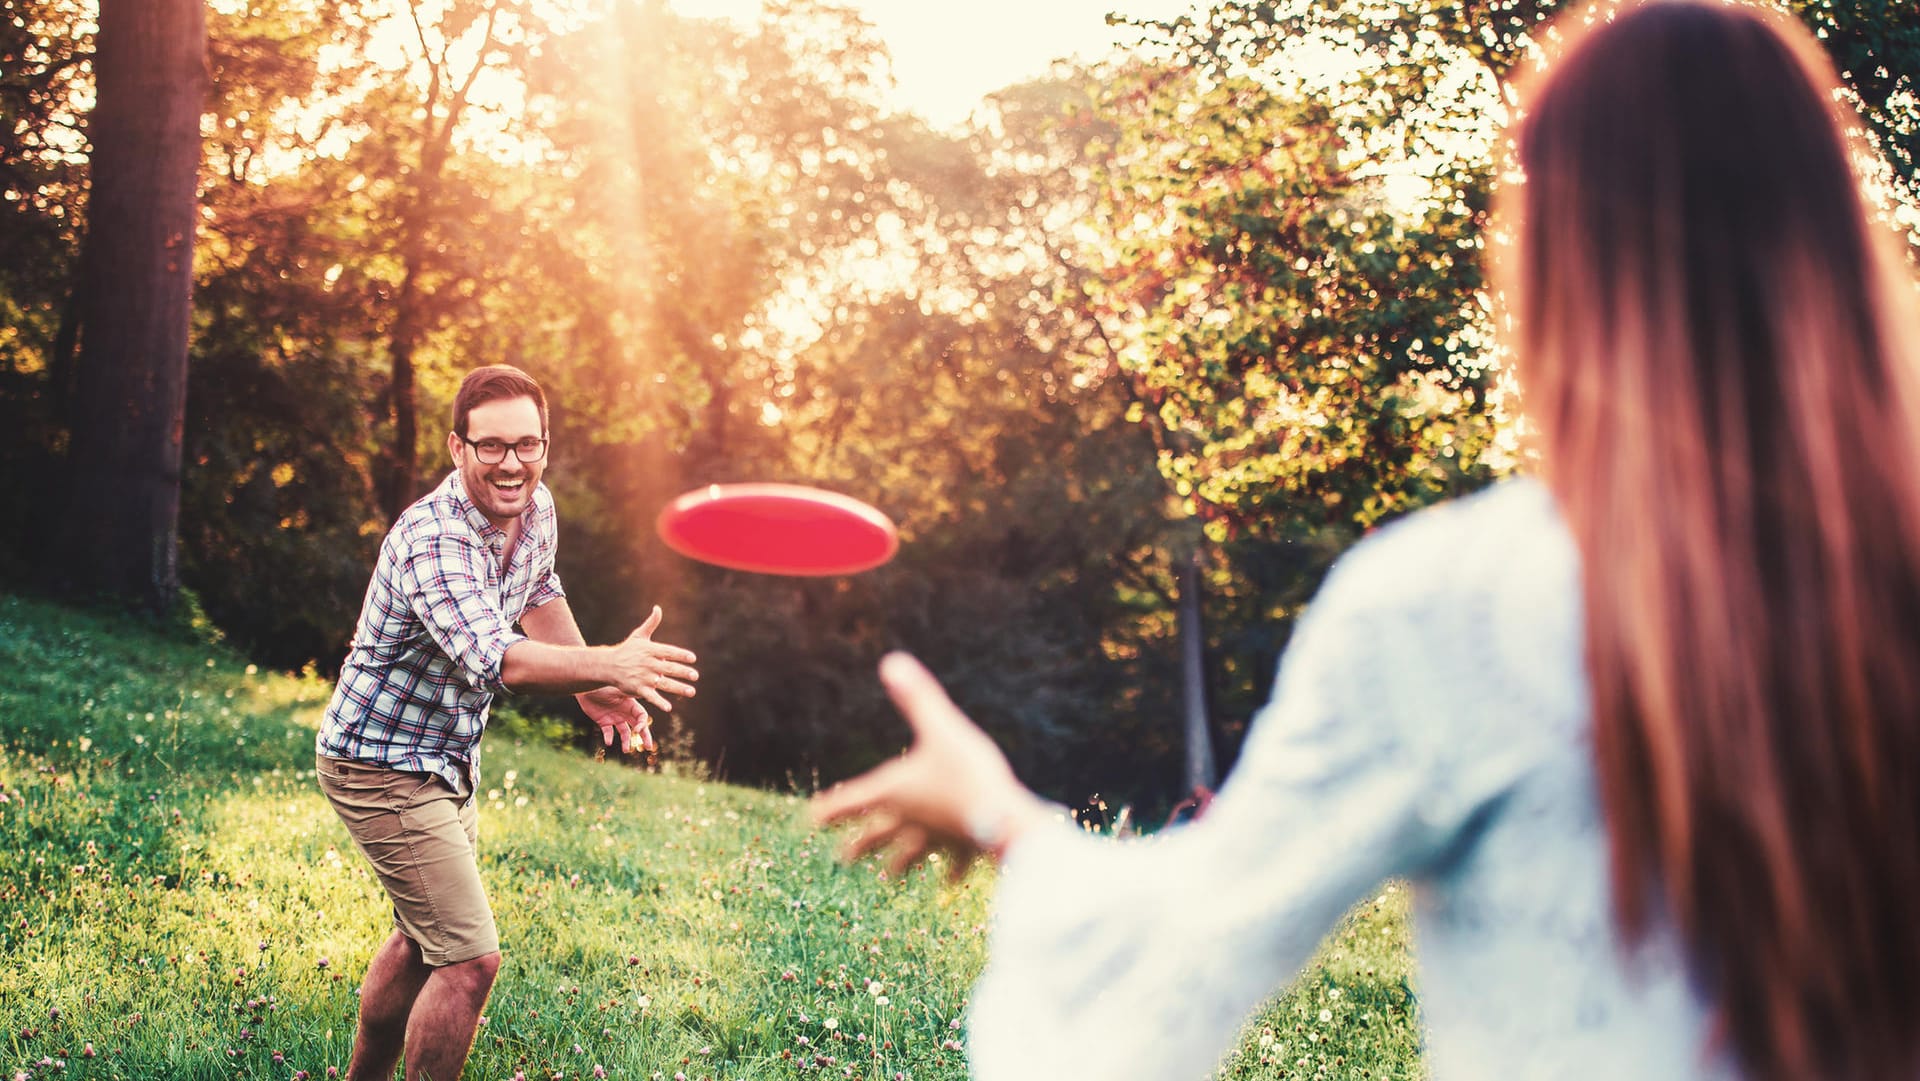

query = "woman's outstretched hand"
[[811, 652, 1054, 880]]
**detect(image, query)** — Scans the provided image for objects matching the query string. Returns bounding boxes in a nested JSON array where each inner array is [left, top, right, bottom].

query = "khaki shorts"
[[316, 754, 499, 966]]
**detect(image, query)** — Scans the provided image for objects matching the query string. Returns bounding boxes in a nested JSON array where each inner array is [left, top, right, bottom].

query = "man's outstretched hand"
[[606, 605, 700, 713]]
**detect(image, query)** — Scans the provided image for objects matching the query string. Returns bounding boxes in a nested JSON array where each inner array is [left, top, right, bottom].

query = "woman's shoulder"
[[1294, 476, 1589, 758], [1320, 476, 1573, 612]]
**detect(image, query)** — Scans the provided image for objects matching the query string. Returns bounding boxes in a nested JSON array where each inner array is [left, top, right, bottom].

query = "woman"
[[813, 3, 1920, 1080]]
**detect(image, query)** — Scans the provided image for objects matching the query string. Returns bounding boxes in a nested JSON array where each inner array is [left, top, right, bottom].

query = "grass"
[[0, 590, 1426, 1080]]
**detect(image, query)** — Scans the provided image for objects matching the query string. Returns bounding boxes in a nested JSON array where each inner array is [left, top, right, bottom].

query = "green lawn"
[[0, 591, 1425, 1080]]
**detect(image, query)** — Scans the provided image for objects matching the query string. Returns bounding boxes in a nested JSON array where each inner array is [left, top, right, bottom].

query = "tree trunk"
[[382, 264, 424, 522], [1178, 548, 1218, 792], [58, 0, 206, 613]]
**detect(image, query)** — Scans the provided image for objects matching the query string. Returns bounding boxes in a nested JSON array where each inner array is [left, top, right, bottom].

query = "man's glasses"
[[458, 434, 549, 464]]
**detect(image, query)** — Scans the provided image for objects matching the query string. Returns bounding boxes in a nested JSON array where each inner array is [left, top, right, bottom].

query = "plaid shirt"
[[317, 469, 565, 793]]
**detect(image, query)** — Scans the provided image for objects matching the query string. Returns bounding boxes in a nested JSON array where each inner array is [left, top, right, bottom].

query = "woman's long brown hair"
[[1506, 3, 1920, 1079]]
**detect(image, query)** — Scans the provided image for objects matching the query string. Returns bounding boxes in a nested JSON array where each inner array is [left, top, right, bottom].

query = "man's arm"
[[519, 596, 591, 650], [501, 603, 698, 710], [515, 598, 686, 754]]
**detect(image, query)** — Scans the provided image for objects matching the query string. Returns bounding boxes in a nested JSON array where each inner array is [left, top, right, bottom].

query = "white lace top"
[[969, 478, 1738, 1081]]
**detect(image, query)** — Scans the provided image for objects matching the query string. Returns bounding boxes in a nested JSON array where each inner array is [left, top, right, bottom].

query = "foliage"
[[0, 590, 1425, 1081], [0, 0, 89, 384], [1094, 0, 1919, 546], [1775, 0, 1920, 236], [461, 3, 1198, 806], [1084, 59, 1505, 544]]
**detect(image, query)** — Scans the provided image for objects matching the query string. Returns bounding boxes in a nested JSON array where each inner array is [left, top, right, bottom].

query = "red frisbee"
[[655, 483, 899, 576]]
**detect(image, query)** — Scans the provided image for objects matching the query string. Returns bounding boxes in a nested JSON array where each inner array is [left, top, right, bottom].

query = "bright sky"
[[696, 0, 1202, 128]]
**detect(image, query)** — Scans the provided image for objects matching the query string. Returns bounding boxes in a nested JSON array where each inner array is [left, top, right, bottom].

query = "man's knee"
[[446, 950, 501, 992]]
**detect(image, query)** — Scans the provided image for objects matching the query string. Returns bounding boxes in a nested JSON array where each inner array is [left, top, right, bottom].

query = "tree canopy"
[[2, 0, 1915, 809]]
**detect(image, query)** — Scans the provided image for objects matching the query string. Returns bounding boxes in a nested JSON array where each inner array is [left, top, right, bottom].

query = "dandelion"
[[875, 996, 889, 1007], [824, 1018, 839, 1031], [636, 995, 651, 1010]]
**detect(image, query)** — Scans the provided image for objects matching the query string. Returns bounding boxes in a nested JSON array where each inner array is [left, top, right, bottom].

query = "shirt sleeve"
[[965, 534, 1521, 1081], [527, 566, 565, 612], [526, 487, 566, 611], [398, 529, 525, 696]]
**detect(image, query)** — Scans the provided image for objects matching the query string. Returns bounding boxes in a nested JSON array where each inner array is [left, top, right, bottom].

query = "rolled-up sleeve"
[[527, 566, 565, 612], [399, 531, 525, 695]]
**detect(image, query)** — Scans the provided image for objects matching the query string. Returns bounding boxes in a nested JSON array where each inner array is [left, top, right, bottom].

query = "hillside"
[[0, 592, 1423, 1080]]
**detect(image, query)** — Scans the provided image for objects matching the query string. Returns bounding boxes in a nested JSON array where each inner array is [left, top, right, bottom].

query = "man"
[[316, 364, 699, 1081]]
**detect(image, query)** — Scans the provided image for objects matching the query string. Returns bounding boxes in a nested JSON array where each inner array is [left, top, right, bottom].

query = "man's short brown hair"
[[452, 365, 548, 438]]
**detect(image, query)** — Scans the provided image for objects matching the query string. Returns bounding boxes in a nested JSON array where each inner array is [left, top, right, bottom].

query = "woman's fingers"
[[878, 652, 970, 740], [841, 814, 904, 863], [945, 848, 977, 884], [885, 827, 930, 877], [812, 760, 902, 826]]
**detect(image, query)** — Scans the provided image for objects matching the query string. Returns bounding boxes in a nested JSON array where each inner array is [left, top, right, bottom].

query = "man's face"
[[449, 396, 546, 526]]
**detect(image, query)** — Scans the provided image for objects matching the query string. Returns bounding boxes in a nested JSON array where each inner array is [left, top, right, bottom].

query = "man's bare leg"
[[346, 930, 433, 1081], [401, 951, 502, 1081]]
